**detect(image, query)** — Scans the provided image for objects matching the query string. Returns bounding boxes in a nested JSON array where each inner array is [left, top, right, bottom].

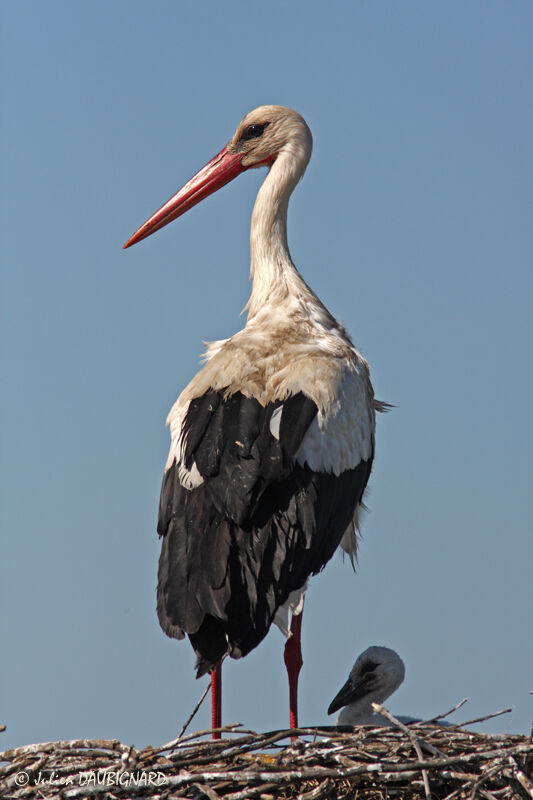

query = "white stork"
[[124, 105, 380, 736], [328, 646, 406, 726]]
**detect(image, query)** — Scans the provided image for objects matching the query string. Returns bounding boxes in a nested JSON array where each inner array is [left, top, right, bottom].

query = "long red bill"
[[123, 148, 245, 249]]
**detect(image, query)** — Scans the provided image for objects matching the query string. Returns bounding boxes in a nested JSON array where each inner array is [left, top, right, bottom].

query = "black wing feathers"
[[157, 389, 372, 677], [182, 390, 317, 526], [183, 391, 223, 476], [277, 392, 319, 455]]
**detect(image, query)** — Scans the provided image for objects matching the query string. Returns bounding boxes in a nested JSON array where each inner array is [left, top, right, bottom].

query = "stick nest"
[[2, 719, 532, 800]]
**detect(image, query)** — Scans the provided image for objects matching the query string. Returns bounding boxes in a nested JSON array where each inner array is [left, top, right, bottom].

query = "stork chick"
[[328, 646, 406, 726]]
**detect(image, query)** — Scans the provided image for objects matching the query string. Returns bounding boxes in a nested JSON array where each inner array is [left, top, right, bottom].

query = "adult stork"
[[124, 105, 380, 736]]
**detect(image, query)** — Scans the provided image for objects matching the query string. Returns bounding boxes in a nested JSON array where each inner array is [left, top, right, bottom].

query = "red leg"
[[283, 611, 303, 732], [211, 661, 222, 740]]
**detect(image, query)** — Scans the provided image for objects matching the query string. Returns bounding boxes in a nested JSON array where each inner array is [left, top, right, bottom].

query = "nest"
[[1, 706, 532, 800]]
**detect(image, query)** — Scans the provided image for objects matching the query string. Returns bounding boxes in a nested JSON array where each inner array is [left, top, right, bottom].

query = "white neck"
[[338, 703, 394, 727], [338, 696, 374, 724], [246, 146, 312, 320]]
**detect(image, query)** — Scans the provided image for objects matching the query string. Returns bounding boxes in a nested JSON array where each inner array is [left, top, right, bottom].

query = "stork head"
[[227, 105, 312, 169], [123, 105, 312, 248], [327, 646, 406, 716]]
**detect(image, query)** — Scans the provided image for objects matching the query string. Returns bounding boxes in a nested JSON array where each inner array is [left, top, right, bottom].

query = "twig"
[[372, 702, 432, 800], [193, 782, 222, 800], [466, 763, 509, 800], [506, 755, 533, 797], [298, 779, 335, 799], [174, 679, 211, 744], [158, 722, 242, 752], [224, 781, 279, 800], [420, 697, 469, 725], [448, 707, 512, 729]]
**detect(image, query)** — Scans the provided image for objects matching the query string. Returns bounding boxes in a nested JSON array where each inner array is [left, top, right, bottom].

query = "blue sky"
[[1, 1, 532, 749]]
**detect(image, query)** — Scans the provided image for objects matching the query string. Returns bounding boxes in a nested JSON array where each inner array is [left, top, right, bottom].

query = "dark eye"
[[240, 122, 269, 142], [360, 660, 378, 676]]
